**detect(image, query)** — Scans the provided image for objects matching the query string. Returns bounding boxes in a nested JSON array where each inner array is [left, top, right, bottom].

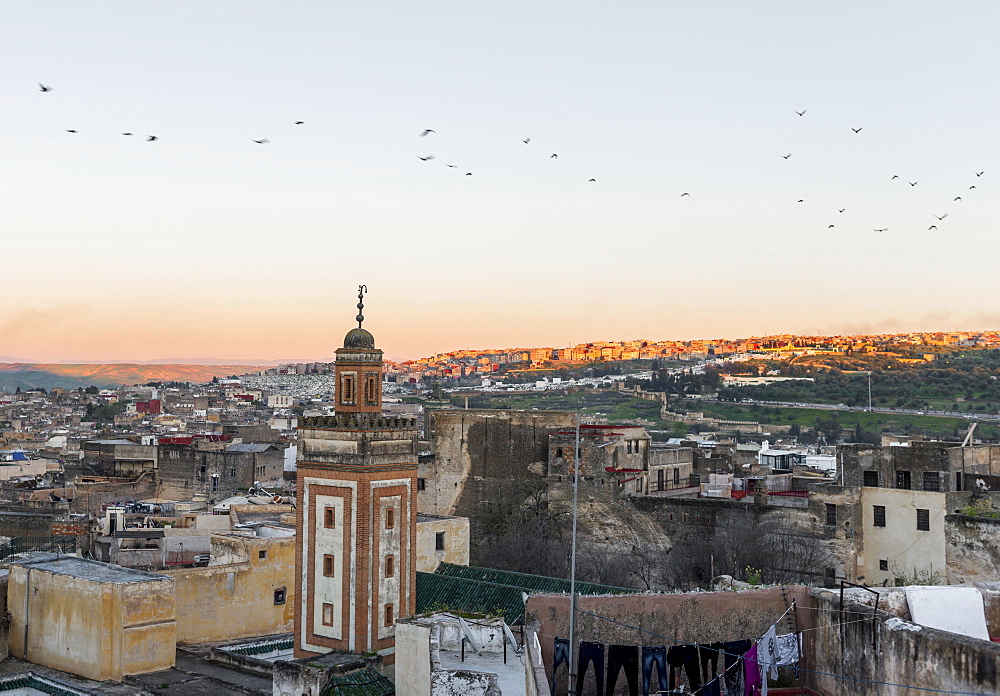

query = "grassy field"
[[451, 390, 999, 441]]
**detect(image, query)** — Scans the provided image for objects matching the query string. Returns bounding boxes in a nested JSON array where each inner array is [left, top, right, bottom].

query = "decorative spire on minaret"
[[356, 284, 367, 328]]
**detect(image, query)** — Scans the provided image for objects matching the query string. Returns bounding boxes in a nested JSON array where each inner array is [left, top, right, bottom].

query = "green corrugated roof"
[[416, 564, 638, 625], [322, 666, 394, 696], [435, 563, 638, 596]]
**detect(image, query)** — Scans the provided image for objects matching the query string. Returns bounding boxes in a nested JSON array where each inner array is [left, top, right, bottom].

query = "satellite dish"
[[503, 622, 521, 653], [458, 616, 481, 654]]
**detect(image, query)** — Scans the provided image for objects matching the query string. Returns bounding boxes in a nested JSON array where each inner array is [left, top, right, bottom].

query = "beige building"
[[415, 514, 470, 573], [7, 554, 176, 681], [159, 531, 295, 644], [860, 487, 948, 586]]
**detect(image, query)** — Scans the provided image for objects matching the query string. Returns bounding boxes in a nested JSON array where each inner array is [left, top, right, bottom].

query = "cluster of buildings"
[[0, 307, 997, 694]]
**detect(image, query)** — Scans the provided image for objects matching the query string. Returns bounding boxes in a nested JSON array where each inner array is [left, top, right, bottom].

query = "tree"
[[815, 417, 842, 443]]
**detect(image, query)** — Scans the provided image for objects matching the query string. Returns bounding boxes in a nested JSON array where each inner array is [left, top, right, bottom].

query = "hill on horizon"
[[0, 364, 268, 391]]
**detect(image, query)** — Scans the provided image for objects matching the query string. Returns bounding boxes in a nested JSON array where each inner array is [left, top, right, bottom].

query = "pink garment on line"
[[743, 644, 761, 696]]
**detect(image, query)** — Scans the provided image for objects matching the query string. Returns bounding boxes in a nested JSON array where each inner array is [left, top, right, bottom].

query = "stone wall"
[[420, 409, 575, 537], [807, 587, 1000, 695], [945, 514, 1000, 584]]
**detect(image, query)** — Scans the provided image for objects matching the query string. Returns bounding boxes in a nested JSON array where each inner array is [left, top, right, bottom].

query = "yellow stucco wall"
[[861, 487, 948, 585], [416, 516, 470, 573], [7, 559, 176, 681], [158, 533, 295, 643]]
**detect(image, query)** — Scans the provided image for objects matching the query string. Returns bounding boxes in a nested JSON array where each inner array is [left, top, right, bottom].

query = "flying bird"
[[970, 185, 977, 189], [874, 228, 888, 233], [66, 129, 77, 133], [795, 109, 807, 116], [417, 154, 435, 161], [121, 132, 133, 136], [838, 209, 846, 213], [954, 196, 963, 201], [852, 127, 863, 133], [975, 171, 984, 177], [38, 83, 52, 92], [550, 153, 558, 159], [294, 121, 305, 125], [446, 164, 457, 168], [828, 224, 835, 228], [588, 178, 596, 182], [928, 225, 937, 230], [934, 213, 948, 220], [522, 137, 531, 144], [891, 175, 899, 180], [420, 129, 435, 137], [781, 153, 792, 160], [147, 135, 158, 141], [908, 181, 918, 187], [796, 199, 805, 203], [465, 172, 472, 176], [680, 192, 690, 197], [252, 138, 269, 144]]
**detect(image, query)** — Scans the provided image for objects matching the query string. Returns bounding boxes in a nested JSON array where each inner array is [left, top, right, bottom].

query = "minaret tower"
[[294, 286, 418, 658]]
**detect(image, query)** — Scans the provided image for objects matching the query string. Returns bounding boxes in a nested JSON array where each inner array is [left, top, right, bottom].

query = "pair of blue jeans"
[[552, 637, 570, 694], [641, 646, 667, 696]]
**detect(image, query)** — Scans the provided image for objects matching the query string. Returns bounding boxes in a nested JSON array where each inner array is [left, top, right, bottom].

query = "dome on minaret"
[[343, 327, 375, 350]]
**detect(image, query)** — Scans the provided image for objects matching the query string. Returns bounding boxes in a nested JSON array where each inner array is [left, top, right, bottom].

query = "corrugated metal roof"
[[417, 564, 638, 625], [226, 443, 275, 453], [321, 667, 394, 696]]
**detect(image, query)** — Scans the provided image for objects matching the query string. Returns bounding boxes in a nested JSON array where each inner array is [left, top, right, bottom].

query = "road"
[[697, 397, 1000, 422]]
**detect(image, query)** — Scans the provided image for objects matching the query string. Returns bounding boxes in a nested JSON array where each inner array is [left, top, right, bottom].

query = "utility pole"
[[868, 371, 873, 412], [567, 412, 581, 696]]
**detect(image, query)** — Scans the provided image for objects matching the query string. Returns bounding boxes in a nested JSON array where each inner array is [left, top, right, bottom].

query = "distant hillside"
[[0, 364, 267, 391]]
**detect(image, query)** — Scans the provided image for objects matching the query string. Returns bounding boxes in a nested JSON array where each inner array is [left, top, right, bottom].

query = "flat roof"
[[12, 554, 171, 583]]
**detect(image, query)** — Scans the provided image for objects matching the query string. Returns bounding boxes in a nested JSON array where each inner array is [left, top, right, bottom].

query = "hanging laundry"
[[606, 645, 639, 696], [577, 641, 605, 696], [667, 645, 701, 692], [774, 633, 800, 666], [701, 676, 722, 696], [552, 637, 571, 694], [757, 623, 779, 696], [722, 639, 751, 696], [641, 646, 668, 696], [700, 642, 723, 684], [743, 644, 761, 696]]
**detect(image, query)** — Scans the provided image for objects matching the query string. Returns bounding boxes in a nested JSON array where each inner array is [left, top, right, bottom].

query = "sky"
[[3, 2, 1000, 363]]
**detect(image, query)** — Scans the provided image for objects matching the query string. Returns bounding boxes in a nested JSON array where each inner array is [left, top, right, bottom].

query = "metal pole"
[[868, 371, 872, 412], [567, 411, 581, 696]]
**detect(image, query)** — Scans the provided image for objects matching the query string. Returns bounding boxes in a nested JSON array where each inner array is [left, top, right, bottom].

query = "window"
[[922, 471, 940, 492], [324, 507, 336, 528], [386, 508, 395, 529], [323, 554, 335, 577], [341, 375, 355, 404], [673, 468, 680, 485], [211, 476, 219, 493], [956, 472, 963, 491], [322, 603, 334, 626], [863, 471, 880, 487], [705, 517, 712, 525], [385, 555, 395, 577], [916, 509, 930, 531], [199, 465, 206, 477], [668, 513, 674, 521], [417, 478, 426, 491], [274, 587, 286, 605], [825, 504, 837, 526], [555, 447, 563, 459], [384, 604, 394, 627], [435, 532, 445, 551], [258, 550, 267, 560], [879, 560, 888, 571], [230, 467, 236, 477], [873, 505, 886, 527], [896, 470, 911, 490]]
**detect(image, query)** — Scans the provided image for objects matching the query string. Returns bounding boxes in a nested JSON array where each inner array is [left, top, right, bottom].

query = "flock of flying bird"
[[36, 82, 985, 229], [783, 108, 985, 234]]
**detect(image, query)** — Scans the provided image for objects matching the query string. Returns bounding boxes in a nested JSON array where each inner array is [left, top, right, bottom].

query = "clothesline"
[[574, 607, 991, 695]]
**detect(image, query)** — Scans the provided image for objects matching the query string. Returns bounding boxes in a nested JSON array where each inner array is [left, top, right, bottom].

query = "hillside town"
[[0, 313, 997, 695]]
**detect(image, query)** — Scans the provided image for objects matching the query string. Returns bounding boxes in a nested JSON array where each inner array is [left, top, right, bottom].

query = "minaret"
[[294, 286, 418, 658]]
